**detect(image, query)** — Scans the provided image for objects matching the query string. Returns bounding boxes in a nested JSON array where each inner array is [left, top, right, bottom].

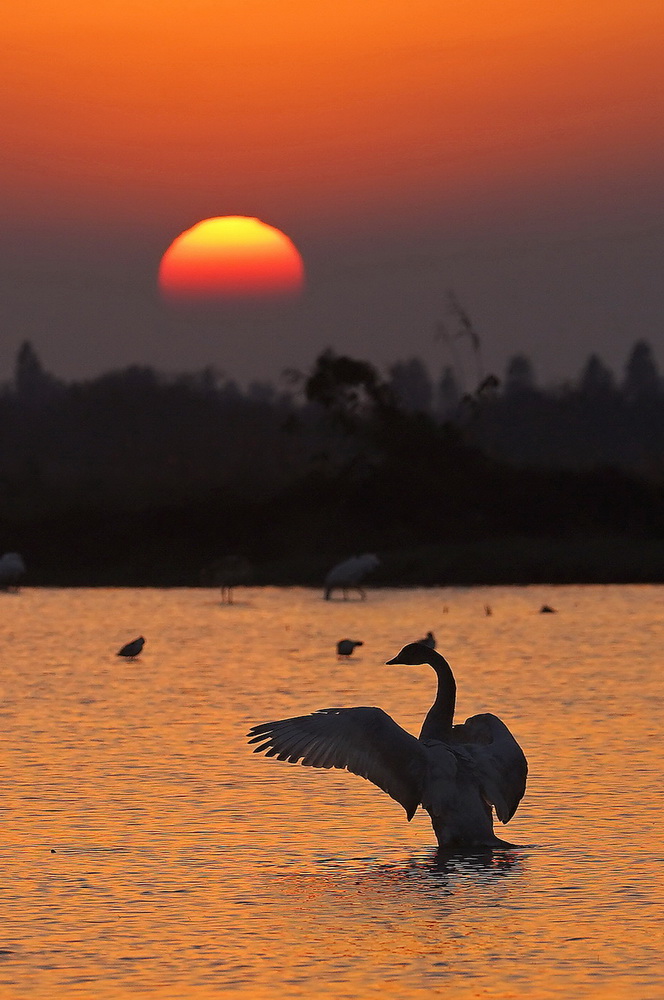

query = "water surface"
[[1, 585, 662, 998]]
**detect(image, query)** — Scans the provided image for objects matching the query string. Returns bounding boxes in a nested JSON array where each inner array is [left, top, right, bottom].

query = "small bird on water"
[[417, 631, 436, 648], [337, 639, 363, 657], [117, 636, 145, 659]]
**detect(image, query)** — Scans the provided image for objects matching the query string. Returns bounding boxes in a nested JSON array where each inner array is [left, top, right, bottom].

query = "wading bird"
[[0, 552, 26, 589], [323, 554, 379, 600], [248, 642, 527, 850], [336, 639, 364, 657], [117, 636, 145, 660]]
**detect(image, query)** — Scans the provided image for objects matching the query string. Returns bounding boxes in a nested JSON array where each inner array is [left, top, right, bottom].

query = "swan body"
[[248, 642, 527, 849]]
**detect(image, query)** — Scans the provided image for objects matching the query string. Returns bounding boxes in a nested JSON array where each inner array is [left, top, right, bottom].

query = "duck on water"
[[248, 642, 528, 851]]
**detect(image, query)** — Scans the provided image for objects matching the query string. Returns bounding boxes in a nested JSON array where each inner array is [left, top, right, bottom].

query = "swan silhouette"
[[248, 642, 527, 850]]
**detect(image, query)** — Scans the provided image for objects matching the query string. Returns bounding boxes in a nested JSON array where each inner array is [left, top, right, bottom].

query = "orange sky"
[[4, 1, 663, 232], [1, 1, 663, 387]]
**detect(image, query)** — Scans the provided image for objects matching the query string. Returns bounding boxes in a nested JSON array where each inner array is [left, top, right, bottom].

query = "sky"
[[2, 1, 663, 392]]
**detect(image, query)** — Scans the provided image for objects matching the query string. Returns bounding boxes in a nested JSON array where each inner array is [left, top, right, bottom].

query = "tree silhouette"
[[504, 354, 537, 396], [623, 341, 661, 400], [388, 357, 433, 413], [14, 341, 58, 404], [579, 353, 616, 398], [436, 365, 461, 420], [0, 339, 662, 585], [304, 349, 393, 425]]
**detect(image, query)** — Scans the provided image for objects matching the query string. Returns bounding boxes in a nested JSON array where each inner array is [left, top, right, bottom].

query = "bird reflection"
[[394, 846, 524, 894], [319, 847, 526, 906], [428, 846, 522, 877]]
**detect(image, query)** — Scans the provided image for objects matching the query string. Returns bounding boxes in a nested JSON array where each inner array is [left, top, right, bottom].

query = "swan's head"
[[386, 642, 435, 666]]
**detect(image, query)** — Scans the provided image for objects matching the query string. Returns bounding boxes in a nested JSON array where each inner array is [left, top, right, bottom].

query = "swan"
[[248, 642, 527, 850], [117, 636, 145, 659]]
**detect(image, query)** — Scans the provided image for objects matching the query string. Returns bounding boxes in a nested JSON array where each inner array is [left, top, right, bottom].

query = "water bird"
[[417, 631, 436, 648], [117, 636, 145, 659], [324, 553, 380, 600], [539, 605, 557, 614], [248, 642, 527, 850], [205, 554, 252, 604], [337, 639, 364, 657], [0, 552, 26, 589]]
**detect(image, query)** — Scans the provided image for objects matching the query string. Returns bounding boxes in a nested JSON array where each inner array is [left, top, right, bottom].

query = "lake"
[[0, 584, 662, 999]]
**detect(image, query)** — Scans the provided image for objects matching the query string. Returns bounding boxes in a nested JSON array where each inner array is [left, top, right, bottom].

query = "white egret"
[[324, 554, 380, 600]]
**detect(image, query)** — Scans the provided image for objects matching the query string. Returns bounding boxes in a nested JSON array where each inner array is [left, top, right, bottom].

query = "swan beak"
[[385, 655, 401, 664]]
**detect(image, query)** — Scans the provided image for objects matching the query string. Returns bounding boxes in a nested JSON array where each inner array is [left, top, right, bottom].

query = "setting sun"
[[158, 217, 305, 303]]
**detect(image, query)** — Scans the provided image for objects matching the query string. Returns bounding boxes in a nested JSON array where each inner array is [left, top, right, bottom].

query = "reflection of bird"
[[417, 631, 436, 648], [324, 554, 379, 600], [484, 605, 492, 616], [337, 639, 363, 657], [248, 642, 527, 850], [0, 552, 26, 590], [117, 636, 145, 659]]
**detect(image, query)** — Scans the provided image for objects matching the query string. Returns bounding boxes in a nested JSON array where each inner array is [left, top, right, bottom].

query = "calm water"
[[1, 585, 662, 999]]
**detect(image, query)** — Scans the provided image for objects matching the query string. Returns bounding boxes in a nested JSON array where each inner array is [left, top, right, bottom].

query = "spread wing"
[[452, 713, 528, 823], [248, 707, 426, 820]]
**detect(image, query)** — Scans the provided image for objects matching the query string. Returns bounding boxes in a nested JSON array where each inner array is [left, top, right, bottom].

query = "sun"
[[158, 216, 304, 303]]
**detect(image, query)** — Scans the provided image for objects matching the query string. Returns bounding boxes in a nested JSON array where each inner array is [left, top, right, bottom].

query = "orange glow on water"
[[1, 585, 663, 997], [158, 217, 304, 302]]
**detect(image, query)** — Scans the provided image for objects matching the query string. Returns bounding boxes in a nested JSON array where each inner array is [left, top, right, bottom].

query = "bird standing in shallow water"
[[323, 554, 379, 600], [248, 642, 527, 850], [336, 639, 363, 657], [117, 636, 145, 659]]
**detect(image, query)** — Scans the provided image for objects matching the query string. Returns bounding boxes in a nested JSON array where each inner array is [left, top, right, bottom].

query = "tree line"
[[1, 340, 663, 585], [388, 340, 664, 475]]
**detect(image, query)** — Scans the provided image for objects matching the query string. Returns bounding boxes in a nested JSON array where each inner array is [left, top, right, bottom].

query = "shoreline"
[[10, 535, 664, 588]]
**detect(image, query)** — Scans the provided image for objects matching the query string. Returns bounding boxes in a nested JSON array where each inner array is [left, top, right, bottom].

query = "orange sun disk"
[[159, 216, 304, 303]]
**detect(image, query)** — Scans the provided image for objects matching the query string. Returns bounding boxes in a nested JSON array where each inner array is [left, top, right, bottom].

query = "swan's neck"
[[418, 653, 456, 741]]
